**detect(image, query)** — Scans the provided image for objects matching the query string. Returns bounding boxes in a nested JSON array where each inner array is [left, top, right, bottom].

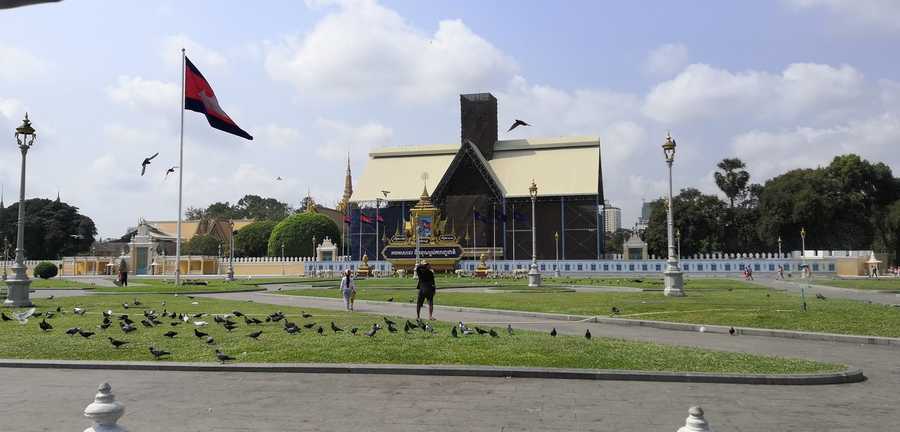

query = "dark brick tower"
[[460, 93, 498, 160]]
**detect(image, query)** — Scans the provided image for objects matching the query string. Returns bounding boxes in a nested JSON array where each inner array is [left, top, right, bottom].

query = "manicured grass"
[[1, 278, 98, 290], [282, 284, 900, 337], [814, 278, 900, 292], [0, 294, 840, 374], [315, 276, 752, 291], [91, 279, 269, 294]]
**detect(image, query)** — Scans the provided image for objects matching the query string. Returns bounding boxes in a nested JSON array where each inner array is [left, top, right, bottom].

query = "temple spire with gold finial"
[[304, 188, 318, 213], [339, 154, 353, 212]]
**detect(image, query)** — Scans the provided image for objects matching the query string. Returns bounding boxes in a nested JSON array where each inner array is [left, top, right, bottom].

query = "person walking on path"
[[777, 265, 784, 280], [340, 269, 356, 311], [415, 261, 436, 320], [117, 256, 129, 287]]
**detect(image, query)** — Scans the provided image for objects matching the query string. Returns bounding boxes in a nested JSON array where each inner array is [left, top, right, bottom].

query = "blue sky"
[[1, 0, 898, 239]]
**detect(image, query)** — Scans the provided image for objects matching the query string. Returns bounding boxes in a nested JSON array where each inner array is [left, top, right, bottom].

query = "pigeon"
[[48, 295, 55, 300], [205, 336, 215, 345], [140, 320, 154, 328], [1, 312, 11, 321], [39, 319, 53, 331], [248, 330, 263, 339], [729, 327, 736, 336], [132, 299, 142, 306], [140, 152, 159, 176], [550, 328, 557, 337], [350, 327, 359, 335], [507, 119, 530, 132], [98, 322, 111, 330], [193, 321, 208, 326], [194, 329, 208, 338], [611, 306, 620, 315], [387, 297, 394, 302], [13, 307, 35, 324], [474, 327, 488, 335], [121, 323, 136, 333], [815, 293, 827, 300], [284, 325, 300, 335], [164, 166, 177, 180], [507, 324, 514, 335], [387, 323, 398, 333], [403, 321, 413, 333], [301, 312, 312, 318], [451, 326, 458, 338], [65, 327, 81, 335], [56, 306, 61, 312], [585, 329, 592, 340], [122, 303, 129, 309], [425, 323, 434, 333], [45, 312, 55, 319], [215, 350, 236, 363], [316, 326, 324, 335], [149, 346, 170, 359], [232, 311, 244, 317], [303, 322, 316, 329], [223, 323, 237, 332], [78, 330, 95, 338], [365, 325, 378, 337], [383, 317, 396, 326], [108, 337, 128, 348], [330, 322, 344, 333], [73, 307, 86, 316], [488, 328, 498, 338], [102, 310, 112, 318], [163, 331, 177, 338]]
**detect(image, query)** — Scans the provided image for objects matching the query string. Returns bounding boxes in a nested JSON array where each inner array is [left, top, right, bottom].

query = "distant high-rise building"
[[635, 200, 653, 231], [603, 201, 622, 233]]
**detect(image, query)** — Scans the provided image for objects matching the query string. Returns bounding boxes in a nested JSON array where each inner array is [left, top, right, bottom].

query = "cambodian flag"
[[184, 56, 253, 140], [360, 214, 373, 224]]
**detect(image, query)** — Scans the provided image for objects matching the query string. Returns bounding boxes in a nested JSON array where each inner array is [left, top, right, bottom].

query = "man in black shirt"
[[415, 261, 436, 320]]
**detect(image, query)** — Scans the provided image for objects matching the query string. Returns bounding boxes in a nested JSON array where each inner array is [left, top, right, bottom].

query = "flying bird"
[[140, 152, 159, 176], [275, 176, 283, 181], [164, 166, 178, 180], [507, 119, 530, 132], [108, 337, 128, 349], [13, 307, 35, 324]]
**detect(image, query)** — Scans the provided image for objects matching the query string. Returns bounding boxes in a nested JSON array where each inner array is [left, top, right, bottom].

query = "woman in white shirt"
[[340, 269, 356, 311]]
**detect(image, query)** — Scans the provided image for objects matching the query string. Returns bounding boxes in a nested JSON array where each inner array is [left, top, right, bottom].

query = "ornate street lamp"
[[281, 242, 286, 276], [226, 221, 235, 281], [4, 114, 36, 307], [527, 179, 541, 287], [554, 231, 561, 277], [662, 133, 684, 297], [777, 236, 783, 257]]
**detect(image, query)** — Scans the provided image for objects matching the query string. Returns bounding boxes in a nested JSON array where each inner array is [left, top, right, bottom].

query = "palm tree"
[[714, 158, 750, 208]]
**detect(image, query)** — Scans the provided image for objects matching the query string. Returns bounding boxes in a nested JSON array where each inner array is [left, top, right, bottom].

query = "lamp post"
[[777, 236, 783, 257], [2, 237, 9, 281], [226, 221, 235, 281], [800, 228, 806, 259], [281, 242, 285, 276], [662, 132, 684, 297], [554, 231, 561, 277], [217, 243, 222, 275], [311, 235, 317, 277], [800, 227, 808, 311], [527, 179, 541, 287], [5, 114, 36, 307], [675, 228, 681, 259]]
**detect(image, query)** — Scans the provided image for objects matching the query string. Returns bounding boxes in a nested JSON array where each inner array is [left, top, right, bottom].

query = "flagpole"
[[492, 201, 496, 271], [175, 48, 185, 286], [512, 203, 516, 262]]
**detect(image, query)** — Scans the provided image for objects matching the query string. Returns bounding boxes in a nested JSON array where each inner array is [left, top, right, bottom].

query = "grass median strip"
[[0, 294, 840, 374], [281, 283, 900, 337]]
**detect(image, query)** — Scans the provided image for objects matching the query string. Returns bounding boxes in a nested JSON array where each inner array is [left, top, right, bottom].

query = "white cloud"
[[0, 43, 48, 81], [731, 112, 900, 180], [265, 0, 516, 103], [256, 124, 302, 148], [0, 97, 22, 120], [643, 43, 689, 77], [106, 76, 179, 111], [162, 35, 228, 69], [785, 0, 900, 32], [315, 118, 393, 161], [643, 63, 864, 123]]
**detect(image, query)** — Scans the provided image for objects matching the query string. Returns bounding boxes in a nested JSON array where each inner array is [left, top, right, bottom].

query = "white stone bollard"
[[677, 406, 712, 432], [83, 382, 127, 432]]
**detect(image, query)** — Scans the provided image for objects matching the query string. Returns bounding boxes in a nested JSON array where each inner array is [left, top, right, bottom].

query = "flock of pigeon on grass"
[[0, 296, 598, 364]]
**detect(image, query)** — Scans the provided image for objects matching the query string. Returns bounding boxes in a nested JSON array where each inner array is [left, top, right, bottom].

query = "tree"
[[185, 195, 292, 221], [182, 234, 221, 256], [0, 198, 96, 259], [234, 220, 277, 257], [714, 158, 750, 208], [603, 228, 632, 256], [644, 188, 727, 257], [883, 201, 900, 265], [268, 213, 340, 257]]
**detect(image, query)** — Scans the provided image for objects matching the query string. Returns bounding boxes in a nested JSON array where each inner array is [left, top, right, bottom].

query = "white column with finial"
[[83, 382, 127, 432], [677, 406, 712, 432]]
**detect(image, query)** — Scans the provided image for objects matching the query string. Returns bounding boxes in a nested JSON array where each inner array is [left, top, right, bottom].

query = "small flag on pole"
[[184, 57, 253, 140], [343, 215, 351, 224], [376, 214, 385, 223], [360, 214, 373, 224]]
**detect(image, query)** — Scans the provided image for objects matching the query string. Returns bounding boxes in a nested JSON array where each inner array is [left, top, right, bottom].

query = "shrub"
[[34, 261, 59, 279], [234, 220, 278, 257], [268, 213, 340, 257], [182, 234, 221, 256]]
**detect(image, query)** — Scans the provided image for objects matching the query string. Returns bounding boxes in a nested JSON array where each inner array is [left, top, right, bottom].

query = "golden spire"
[[340, 154, 353, 211]]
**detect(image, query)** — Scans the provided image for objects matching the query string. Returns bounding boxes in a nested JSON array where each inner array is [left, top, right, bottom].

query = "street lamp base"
[[527, 264, 542, 287], [225, 270, 235, 282], [663, 268, 684, 297], [3, 279, 33, 307]]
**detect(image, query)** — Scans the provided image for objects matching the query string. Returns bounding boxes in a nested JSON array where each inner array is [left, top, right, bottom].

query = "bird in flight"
[[507, 119, 530, 132], [141, 153, 159, 176], [164, 166, 178, 180], [275, 176, 283, 181]]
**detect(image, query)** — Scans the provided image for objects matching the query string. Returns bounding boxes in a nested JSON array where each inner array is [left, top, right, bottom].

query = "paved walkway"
[[750, 277, 900, 305]]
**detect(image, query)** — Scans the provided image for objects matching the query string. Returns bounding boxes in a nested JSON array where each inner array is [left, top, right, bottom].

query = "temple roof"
[[351, 136, 601, 202]]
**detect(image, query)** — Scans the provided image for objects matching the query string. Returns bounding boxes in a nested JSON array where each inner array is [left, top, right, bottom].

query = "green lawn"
[[1, 278, 98, 290], [813, 278, 900, 292], [0, 294, 839, 374], [312, 276, 751, 290], [282, 283, 900, 337]]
